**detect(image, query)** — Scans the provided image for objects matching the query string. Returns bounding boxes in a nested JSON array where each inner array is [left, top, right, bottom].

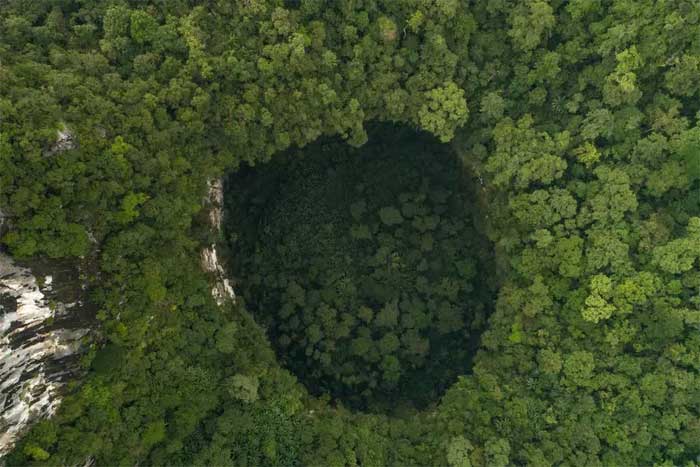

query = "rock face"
[[0, 254, 93, 457], [44, 125, 77, 157], [201, 179, 236, 306]]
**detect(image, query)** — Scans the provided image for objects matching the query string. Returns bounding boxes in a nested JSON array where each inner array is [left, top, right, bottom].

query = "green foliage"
[[378, 206, 403, 226], [227, 374, 260, 403], [141, 420, 166, 448], [23, 444, 50, 462], [215, 322, 238, 354], [2, 0, 700, 465], [677, 127, 700, 181], [446, 436, 473, 467], [227, 127, 492, 409], [418, 82, 469, 142], [652, 217, 700, 274]]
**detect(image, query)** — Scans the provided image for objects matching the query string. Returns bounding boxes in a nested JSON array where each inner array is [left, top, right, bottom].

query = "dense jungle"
[[1, 0, 699, 466]]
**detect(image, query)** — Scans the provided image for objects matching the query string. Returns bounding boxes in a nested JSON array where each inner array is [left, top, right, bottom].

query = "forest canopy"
[[1, 0, 699, 466], [226, 126, 494, 412]]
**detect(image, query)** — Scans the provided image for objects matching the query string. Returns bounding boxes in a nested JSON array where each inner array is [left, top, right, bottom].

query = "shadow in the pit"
[[222, 123, 498, 415]]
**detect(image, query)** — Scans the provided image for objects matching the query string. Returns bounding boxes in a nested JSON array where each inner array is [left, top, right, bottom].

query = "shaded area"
[[225, 124, 496, 412]]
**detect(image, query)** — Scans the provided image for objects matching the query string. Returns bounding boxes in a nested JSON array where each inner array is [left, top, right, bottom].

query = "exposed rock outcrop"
[[44, 125, 77, 157], [201, 179, 236, 306], [0, 255, 93, 456]]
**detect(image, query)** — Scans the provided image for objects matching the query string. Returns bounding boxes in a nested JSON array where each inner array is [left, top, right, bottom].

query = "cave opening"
[[223, 124, 496, 414]]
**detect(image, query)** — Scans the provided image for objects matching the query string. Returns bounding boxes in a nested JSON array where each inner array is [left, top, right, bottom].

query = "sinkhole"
[[223, 124, 496, 413]]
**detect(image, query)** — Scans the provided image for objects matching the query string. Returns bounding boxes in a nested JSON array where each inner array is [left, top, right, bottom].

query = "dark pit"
[[224, 124, 496, 413]]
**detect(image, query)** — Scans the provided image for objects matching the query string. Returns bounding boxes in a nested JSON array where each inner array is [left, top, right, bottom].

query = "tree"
[[652, 217, 700, 274], [486, 115, 569, 190], [418, 82, 469, 143], [378, 206, 403, 226], [226, 374, 259, 403], [563, 351, 595, 388], [446, 436, 473, 467], [484, 438, 510, 467], [508, 1, 555, 51]]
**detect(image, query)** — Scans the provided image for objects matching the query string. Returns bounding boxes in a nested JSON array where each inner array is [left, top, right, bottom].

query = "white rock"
[[201, 179, 237, 306], [0, 254, 88, 456], [45, 125, 77, 157]]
